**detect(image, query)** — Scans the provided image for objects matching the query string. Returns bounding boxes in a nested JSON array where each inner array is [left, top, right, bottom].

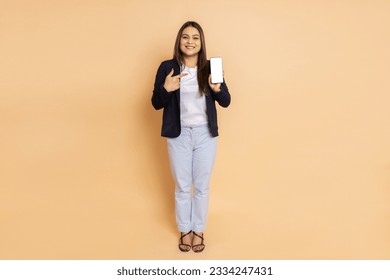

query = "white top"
[[180, 66, 208, 127]]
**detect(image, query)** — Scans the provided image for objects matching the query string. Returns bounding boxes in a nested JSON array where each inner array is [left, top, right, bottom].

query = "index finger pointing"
[[174, 73, 188, 79]]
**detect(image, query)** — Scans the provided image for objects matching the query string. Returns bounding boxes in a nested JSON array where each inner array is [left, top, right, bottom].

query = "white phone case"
[[210, 57, 223, 84]]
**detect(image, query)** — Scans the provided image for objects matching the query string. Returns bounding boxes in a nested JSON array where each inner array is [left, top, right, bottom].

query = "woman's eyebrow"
[[182, 33, 200, 37]]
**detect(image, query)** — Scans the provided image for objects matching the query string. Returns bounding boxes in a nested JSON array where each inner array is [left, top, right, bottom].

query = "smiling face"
[[179, 26, 201, 59]]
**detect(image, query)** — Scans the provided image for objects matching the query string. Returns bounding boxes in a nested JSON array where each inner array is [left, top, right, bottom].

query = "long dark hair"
[[173, 21, 209, 95]]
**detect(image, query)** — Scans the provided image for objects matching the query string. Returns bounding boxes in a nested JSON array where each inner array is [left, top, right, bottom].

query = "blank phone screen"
[[210, 57, 223, 84]]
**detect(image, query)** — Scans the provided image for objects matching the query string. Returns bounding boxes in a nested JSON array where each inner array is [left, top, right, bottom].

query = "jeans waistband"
[[181, 124, 209, 129]]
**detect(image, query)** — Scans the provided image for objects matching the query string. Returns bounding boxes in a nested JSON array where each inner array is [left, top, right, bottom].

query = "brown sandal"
[[178, 231, 192, 252], [192, 232, 205, 253]]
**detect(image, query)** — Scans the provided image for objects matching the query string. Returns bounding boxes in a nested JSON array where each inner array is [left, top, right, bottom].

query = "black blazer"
[[151, 59, 231, 138]]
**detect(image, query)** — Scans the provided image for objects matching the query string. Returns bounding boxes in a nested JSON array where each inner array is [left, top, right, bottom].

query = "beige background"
[[1, 0, 389, 259]]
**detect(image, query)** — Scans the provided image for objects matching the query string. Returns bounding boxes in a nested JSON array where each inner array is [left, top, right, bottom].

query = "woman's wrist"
[[211, 84, 222, 93]]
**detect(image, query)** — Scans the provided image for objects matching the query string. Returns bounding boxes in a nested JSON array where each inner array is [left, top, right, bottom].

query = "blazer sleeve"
[[211, 81, 231, 108], [151, 62, 173, 110]]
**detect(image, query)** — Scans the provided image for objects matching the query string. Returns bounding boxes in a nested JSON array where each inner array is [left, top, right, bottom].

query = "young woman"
[[151, 21, 231, 252]]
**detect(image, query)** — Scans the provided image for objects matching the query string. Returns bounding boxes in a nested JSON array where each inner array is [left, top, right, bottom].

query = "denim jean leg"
[[192, 126, 217, 233], [167, 128, 193, 232]]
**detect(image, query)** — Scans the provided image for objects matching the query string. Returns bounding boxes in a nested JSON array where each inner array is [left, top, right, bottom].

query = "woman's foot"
[[178, 231, 192, 252], [192, 232, 205, 253]]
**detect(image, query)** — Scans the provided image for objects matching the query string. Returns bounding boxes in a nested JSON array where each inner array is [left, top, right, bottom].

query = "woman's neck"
[[183, 55, 198, 68]]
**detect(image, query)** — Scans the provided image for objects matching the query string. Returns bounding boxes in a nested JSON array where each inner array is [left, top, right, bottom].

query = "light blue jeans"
[[167, 125, 217, 233]]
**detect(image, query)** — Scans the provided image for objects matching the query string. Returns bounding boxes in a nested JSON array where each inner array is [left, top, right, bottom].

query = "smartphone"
[[210, 57, 224, 84]]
